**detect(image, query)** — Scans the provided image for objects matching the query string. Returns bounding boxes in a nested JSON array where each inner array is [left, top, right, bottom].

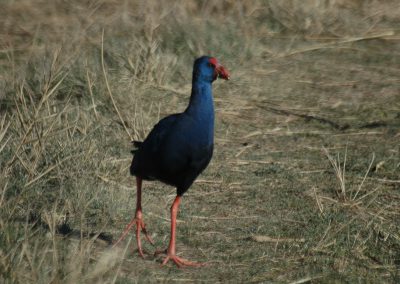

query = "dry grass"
[[1, 0, 400, 283]]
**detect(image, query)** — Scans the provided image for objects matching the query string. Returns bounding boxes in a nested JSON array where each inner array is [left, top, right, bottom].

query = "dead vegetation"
[[1, 0, 399, 283]]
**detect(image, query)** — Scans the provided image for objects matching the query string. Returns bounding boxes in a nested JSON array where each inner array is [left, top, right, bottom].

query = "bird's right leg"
[[155, 195, 205, 267], [113, 177, 154, 258]]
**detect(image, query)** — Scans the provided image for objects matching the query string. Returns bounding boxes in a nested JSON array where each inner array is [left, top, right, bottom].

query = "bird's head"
[[193, 56, 230, 83]]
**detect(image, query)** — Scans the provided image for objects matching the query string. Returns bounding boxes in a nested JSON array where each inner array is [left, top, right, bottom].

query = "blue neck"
[[185, 81, 214, 120], [185, 81, 215, 140]]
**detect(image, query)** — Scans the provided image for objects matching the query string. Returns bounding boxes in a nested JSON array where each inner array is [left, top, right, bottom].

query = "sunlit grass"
[[1, 0, 399, 282]]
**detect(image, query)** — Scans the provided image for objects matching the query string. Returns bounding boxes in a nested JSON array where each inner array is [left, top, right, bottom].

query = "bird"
[[114, 56, 230, 267]]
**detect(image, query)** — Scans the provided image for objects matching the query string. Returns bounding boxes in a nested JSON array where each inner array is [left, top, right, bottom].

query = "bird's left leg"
[[113, 177, 154, 257]]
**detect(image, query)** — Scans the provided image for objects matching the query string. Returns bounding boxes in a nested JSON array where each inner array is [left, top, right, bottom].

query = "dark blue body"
[[131, 56, 216, 196]]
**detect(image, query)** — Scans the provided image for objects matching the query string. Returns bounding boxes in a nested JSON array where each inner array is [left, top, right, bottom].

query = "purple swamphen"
[[114, 56, 230, 267]]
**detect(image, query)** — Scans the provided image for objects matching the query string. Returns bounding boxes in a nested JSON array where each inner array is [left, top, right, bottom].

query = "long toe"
[[161, 254, 205, 268], [113, 218, 137, 247], [136, 218, 155, 257], [139, 221, 154, 245], [114, 217, 154, 258]]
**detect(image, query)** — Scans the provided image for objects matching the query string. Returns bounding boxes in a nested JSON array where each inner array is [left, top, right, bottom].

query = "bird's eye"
[[208, 63, 213, 67]]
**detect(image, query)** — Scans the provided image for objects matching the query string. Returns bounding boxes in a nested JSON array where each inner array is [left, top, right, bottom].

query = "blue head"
[[192, 56, 230, 83], [186, 56, 230, 119]]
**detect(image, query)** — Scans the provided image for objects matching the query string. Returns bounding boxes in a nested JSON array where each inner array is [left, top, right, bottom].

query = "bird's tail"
[[131, 140, 143, 154]]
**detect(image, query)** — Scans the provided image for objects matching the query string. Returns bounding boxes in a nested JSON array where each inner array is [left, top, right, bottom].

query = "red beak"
[[215, 64, 230, 80], [209, 57, 230, 80]]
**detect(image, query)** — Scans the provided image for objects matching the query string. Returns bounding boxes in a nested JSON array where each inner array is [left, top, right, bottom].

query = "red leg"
[[160, 196, 205, 268], [113, 177, 154, 257]]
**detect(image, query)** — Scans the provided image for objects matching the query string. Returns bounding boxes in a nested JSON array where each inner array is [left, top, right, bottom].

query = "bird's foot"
[[155, 249, 205, 268], [162, 254, 205, 268], [113, 215, 154, 258], [135, 217, 155, 258]]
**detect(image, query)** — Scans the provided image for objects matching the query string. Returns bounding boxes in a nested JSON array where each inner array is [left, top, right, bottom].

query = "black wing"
[[130, 113, 181, 177]]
